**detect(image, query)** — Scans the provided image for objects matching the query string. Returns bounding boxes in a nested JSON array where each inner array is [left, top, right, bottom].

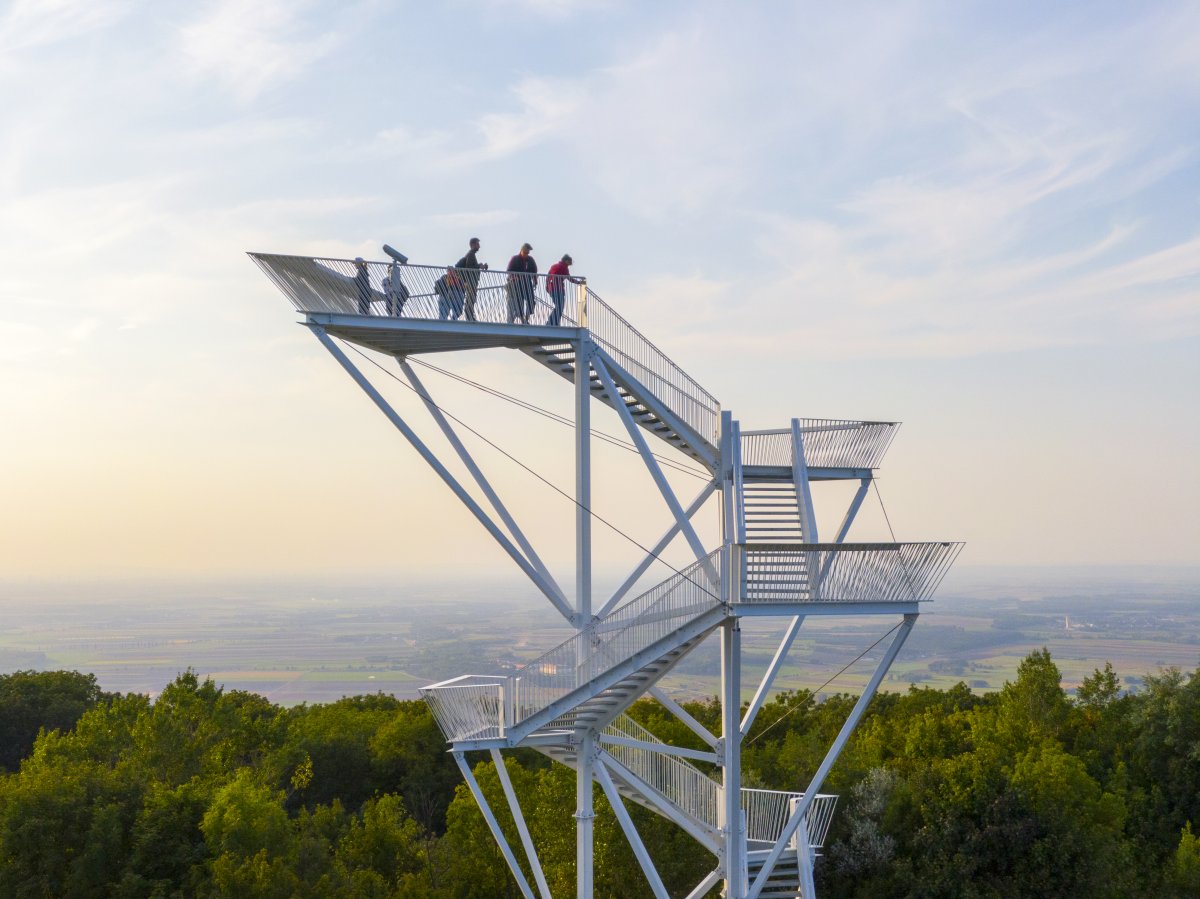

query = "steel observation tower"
[[252, 251, 961, 899]]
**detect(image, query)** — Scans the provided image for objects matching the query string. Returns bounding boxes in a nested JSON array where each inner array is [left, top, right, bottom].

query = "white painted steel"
[[743, 790, 838, 849], [600, 714, 837, 852], [251, 253, 721, 449], [740, 616, 805, 737], [576, 337, 592, 626], [791, 418, 818, 545], [593, 355, 716, 578], [422, 541, 955, 743], [454, 753, 538, 899], [576, 731, 595, 897], [685, 870, 724, 899], [722, 621, 745, 897], [421, 551, 723, 743], [647, 685, 719, 748], [747, 617, 916, 899], [597, 480, 716, 618], [399, 360, 569, 616], [490, 749, 552, 899], [594, 757, 672, 899], [740, 542, 963, 604], [740, 421, 899, 470], [310, 327, 575, 621]]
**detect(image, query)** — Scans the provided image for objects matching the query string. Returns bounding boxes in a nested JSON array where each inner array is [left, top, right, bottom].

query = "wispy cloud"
[[0, 0, 130, 55], [179, 0, 341, 102], [427, 209, 519, 229]]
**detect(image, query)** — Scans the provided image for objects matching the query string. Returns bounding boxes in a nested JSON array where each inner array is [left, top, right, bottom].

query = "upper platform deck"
[[250, 253, 723, 448]]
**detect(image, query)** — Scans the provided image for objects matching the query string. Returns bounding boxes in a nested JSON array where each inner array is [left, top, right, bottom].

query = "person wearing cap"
[[506, 242, 537, 324], [546, 254, 585, 326], [353, 257, 372, 315], [455, 237, 488, 322]]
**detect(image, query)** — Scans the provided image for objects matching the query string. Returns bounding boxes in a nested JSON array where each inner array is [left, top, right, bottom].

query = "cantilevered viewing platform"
[[254, 249, 962, 899]]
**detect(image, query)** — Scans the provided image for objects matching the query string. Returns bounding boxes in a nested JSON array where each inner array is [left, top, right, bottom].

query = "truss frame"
[[296, 309, 943, 899]]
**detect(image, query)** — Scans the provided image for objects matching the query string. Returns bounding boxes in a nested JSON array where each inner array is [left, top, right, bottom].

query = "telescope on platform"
[[382, 245, 408, 265]]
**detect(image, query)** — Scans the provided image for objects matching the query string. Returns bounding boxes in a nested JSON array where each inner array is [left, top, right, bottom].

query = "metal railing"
[[249, 253, 721, 446], [418, 675, 508, 742], [249, 253, 587, 326], [603, 715, 836, 848], [603, 714, 721, 830], [585, 289, 721, 445], [740, 420, 899, 470], [744, 789, 838, 849], [422, 551, 724, 743], [739, 542, 963, 603]]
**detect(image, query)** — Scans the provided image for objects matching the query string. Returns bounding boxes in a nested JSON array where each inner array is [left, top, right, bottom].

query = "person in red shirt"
[[546, 254, 585, 326]]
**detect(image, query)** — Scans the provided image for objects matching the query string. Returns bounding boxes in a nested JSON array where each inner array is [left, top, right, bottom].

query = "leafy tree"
[[1167, 822, 1200, 898], [0, 670, 109, 770]]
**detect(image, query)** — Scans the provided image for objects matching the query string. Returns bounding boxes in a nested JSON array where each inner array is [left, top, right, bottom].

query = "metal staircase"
[[421, 551, 727, 746], [525, 341, 716, 467], [253, 251, 962, 899], [539, 713, 838, 857], [739, 479, 806, 543]]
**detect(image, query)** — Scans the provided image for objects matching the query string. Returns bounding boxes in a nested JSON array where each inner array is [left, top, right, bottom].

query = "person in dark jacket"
[[455, 237, 488, 321], [434, 267, 466, 321], [506, 243, 537, 324]]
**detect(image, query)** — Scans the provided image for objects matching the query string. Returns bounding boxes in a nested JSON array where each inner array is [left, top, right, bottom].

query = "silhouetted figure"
[[506, 243, 537, 324], [455, 237, 488, 322], [353, 257, 371, 315]]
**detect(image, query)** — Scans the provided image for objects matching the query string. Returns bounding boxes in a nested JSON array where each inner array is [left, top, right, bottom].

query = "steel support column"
[[747, 614, 917, 898], [490, 749, 552, 899], [593, 355, 715, 577], [453, 753, 537, 899], [576, 731, 596, 898], [722, 619, 745, 897], [576, 336, 592, 625], [399, 360, 569, 616], [309, 327, 573, 620], [595, 756, 671, 899]]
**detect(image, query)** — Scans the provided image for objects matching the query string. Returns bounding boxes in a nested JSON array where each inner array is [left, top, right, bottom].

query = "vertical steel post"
[[576, 336, 592, 625], [722, 620, 744, 897], [575, 334, 594, 898], [576, 731, 595, 897]]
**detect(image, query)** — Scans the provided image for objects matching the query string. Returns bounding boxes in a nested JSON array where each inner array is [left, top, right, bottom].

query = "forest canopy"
[[0, 650, 1198, 898]]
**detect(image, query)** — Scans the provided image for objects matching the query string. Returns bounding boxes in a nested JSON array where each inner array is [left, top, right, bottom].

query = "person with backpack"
[[455, 237, 488, 322], [434, 267, 466, 321]]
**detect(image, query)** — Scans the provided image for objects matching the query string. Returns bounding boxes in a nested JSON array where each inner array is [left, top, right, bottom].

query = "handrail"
[[249, 252, 721, 447], [740, 420, 899, 470], [422, 550, 724, 743], [739, 541, 963, 603], [583, 287, 721, 445], [249, 253, 586, 327], [603, 714, 837, 848]]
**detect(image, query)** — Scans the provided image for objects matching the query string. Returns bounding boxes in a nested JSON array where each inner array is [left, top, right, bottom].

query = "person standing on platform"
[[434, 267, 466, 320], [506, 242, 537, 324], [353, 257, 371, 315], [455, 237, 487, 322], [546, 254, 585, 326]]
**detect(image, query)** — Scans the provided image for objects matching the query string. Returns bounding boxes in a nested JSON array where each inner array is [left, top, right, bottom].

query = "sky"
[[1, 0, 1197, 589]]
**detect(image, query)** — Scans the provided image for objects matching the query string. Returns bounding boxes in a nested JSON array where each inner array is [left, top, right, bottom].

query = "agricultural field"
[[0, 566, 1196, 703]]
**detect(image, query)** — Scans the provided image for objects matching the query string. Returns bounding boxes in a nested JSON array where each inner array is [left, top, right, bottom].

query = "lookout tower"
[[253, 251, 961, 898]]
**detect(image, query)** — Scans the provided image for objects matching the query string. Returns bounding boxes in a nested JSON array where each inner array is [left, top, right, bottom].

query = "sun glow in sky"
[[1, 1, 1197, 582]]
